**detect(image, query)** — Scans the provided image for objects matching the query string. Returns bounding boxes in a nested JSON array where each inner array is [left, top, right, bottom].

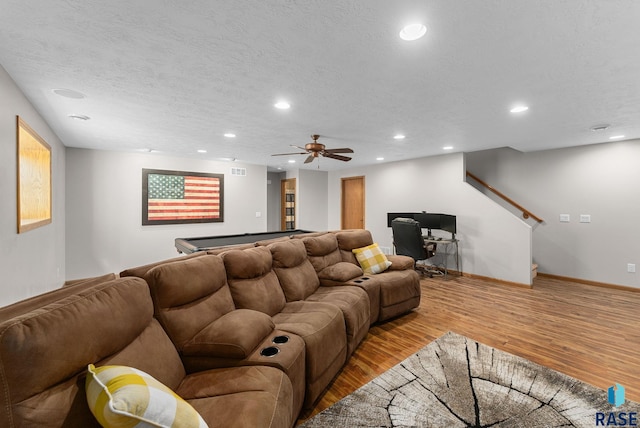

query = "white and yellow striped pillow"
[[86, 364, 208, 428], [352, 243, 392, 274]]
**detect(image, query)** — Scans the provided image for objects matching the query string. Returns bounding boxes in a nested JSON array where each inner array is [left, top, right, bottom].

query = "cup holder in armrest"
[[272, 335, 289, 344], [353, 280, 363, 283], [362, 277, 370, 280], [260, 346, 280, 357]]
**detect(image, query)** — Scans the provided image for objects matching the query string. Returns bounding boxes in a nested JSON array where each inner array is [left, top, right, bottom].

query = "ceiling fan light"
[[274, 101, 291, 110], [400, 24, 426, 41]]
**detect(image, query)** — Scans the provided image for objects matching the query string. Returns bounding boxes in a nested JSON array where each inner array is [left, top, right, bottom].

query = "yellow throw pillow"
[[86, 364, 208, 428], [352, 243, 392, 274]]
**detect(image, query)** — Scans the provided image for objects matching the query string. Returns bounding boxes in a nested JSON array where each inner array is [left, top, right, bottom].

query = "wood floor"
[[297, 274, 640, 424]]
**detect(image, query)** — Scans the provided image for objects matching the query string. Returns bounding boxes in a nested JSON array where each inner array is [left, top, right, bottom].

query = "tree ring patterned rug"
[[300, 332, 639, 427]]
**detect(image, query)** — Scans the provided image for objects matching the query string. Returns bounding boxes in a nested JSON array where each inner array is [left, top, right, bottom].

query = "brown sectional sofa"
[[0, 229, 420, 428]]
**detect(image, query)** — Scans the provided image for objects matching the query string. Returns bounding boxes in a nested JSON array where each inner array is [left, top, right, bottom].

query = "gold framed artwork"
[[16, 116, 52, 233]]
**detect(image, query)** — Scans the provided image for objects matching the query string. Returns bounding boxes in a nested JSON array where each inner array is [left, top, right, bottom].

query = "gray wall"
[[65, 148, 268, 279], [298, 169, 329, 231], [267, 171, 284, 231], [328, 153, 533, 285], [466, 142, 640, 288], [0, 65, 66, 305]]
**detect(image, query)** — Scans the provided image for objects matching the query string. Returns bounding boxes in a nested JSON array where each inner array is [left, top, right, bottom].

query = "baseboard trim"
[[456, 271, 532, 289], [537, 272, 640, 293]]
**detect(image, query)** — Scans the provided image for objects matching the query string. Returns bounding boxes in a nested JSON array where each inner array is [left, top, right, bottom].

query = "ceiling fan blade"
[[271, 152, 307, 156], [304, 154, 315, 164], [324, 147, 354, 154], [291, 145, 308, 151], [323, 153, 352, 162]]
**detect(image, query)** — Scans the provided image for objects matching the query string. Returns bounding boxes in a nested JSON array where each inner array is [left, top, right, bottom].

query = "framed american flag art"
[[142, 169, 224, 225]]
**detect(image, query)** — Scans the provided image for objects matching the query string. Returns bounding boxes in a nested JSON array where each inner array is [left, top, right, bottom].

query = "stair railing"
[[466, 171, 544, 223]]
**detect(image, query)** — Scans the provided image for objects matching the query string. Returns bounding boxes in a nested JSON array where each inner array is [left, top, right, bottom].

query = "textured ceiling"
[[1, 1, 639, 171]]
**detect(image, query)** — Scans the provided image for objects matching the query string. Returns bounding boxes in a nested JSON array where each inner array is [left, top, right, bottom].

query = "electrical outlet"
[[628, 263, 636, 273], [579, 214, 591, 223], [255, 211, 261, 218], [559, 214, 570, 222]]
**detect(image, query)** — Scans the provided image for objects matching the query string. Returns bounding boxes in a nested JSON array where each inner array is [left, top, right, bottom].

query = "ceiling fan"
[[272, 134, 354, 163]]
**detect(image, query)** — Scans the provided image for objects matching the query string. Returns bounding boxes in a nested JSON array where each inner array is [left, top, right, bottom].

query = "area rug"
[[300, 332, 639, 427]]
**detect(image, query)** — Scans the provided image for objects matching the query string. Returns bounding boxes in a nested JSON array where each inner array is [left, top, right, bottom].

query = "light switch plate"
[[560, 214, 570, 222], [579, 214, 591, 223]]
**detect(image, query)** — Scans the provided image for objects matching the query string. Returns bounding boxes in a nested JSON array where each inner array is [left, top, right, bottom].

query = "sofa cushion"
[[269, 239, 320, 301], [63, 272, 117, 288], [86, 364, 207, 428], [272, 301, 347, 408], [183, 309, 275, 358], [302, 233, 342, 272], [223, 247, 287, 316], [177, 366, 294, 428], [317, 262, 363, 285], [305, 286, 370, 357], [120, 251, 207, 278], [336, 229, 374, 264], [0, 278, 187, 427], [144, 255, 236, 350], [352, 243, 392, 274]]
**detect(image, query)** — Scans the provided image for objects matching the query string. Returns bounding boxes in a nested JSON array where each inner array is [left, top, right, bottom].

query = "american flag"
[[147, 174, 221, 221]]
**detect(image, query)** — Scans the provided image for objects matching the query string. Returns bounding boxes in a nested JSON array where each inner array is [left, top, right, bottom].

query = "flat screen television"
[[414, 213, 457, 237], [386, 212, 421, 227]]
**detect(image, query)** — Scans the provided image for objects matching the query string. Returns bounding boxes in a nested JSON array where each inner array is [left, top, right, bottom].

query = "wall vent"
[[231, 167, 246, 176]]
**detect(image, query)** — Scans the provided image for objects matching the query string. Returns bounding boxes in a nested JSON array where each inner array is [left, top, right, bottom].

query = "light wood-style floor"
[[297, 274, 640, 424]]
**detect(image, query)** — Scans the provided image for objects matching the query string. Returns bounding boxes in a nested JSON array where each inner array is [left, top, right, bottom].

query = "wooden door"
[[280, 178, 296, 230], [341, 176, 365, 229]]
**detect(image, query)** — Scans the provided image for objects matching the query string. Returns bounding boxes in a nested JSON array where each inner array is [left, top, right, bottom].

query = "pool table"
[[175, 230, 313, 254]]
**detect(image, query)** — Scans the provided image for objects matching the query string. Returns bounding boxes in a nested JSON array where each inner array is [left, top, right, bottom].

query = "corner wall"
[[0, 65, 66, 305], [328, 153, 532, 285], [466, 141, 640, 288], [65, 148, 268, 279]]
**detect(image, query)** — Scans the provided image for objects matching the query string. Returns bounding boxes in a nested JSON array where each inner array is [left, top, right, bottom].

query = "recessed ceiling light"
[[197, 149, 207, 153], [510, 106, 529, 113], [274, 101, 291, 110], [68, 114, 90, 120], [288, 159, 296, 163], [224, 133, 236, 138], [399, 24, 427, 41], [590, 124, 610, 132], [609, 135, 625, 140], [376, 157, 384, 161], [277, 167, 283, 170], [53, 88, 86, 99], [393, 134, 405, 140], [443, 146, 453, 150]]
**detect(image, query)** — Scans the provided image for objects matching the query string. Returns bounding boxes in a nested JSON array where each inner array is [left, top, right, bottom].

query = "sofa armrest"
[[386, 254, 415, 271], [183, 309, 275, 358]]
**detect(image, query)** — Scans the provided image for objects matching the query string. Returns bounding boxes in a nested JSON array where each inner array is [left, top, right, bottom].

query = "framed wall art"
[[142, 168, 224, 225], [17, 116, 52, 233]]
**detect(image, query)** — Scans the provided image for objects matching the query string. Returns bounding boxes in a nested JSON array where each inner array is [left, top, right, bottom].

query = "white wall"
[[297, 169, 329, 231], [328, 153, 533, 285], [466, 141, 640, 288], [66, 148, 267, 278], [0, 65, 66, 305]]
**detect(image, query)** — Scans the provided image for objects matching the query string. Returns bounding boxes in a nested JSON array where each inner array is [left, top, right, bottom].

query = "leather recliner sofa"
[[0, 229, 420, 427]]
